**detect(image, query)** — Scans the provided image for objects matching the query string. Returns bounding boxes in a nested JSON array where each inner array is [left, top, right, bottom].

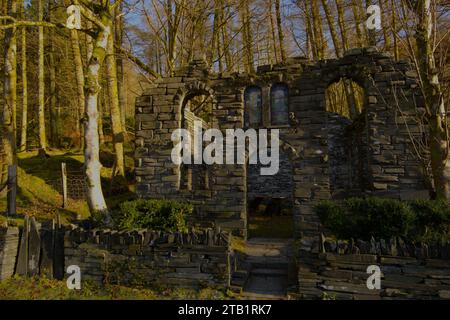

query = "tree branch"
[[115, 45, 161, 79]]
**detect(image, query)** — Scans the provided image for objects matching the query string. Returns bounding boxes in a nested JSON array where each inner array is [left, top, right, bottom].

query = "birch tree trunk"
[[98, 87, 105, 145], [84, 21, 110, 215]]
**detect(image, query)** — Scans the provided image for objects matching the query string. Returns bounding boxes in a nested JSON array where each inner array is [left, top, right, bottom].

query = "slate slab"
[[15, 216, 29, 276], [28, 217, 41, 276]]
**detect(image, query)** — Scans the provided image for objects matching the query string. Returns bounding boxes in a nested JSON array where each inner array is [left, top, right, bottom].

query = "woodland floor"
[[0, 276, 231, 300], [0, 145, 136, 226]]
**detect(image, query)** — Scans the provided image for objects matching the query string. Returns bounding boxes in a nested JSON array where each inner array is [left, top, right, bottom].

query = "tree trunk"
[[379, 0, 391, 51], [310, 0, 326, 60], [209, 2, 219, 67], [413, 0, 449, 199], [71, 29, 85, 150], [335, 0, 348, 52], [240, 0, 254, 72], [166, 0, 177, 76], [49, 0, 58, 147], [19, 0, 27, 153], [390, 0, 399, 60], [84, 20, 110, 215], [303, 0, 316, 60], [37, 0, 47, 155], [221, 3, 232, 71], [321, 0, 341, 57], [268, 0, 278, 63], [114, 2, 126, 128], [106, 31, 126, 179], [274, 0, 286, 62], [215, 0, 226, 72], [98, 88, 105, 146], [86, 21, 93, 62], [2, 0, 17, 165], [351, 0, 365, 47]]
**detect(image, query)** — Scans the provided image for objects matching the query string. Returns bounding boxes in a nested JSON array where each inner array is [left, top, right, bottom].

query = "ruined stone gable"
[[135, 47, 427, 242]]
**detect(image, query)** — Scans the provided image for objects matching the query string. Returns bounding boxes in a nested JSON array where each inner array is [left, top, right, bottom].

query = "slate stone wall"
[[0, 227, 19, 280], [297, 237, 450, 300], [64, 227, 231, 289], [135, 47, 428, 241], [247, 148, 294, 200], [327, 113, 352, 198]]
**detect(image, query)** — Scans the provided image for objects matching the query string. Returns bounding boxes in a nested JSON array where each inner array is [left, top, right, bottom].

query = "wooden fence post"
[[61, 162, 67, 208], [7, 165, 17, 216]]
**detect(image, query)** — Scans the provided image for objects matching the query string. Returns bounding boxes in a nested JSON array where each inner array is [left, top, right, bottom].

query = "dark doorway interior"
[[247, 197, 293, 238]]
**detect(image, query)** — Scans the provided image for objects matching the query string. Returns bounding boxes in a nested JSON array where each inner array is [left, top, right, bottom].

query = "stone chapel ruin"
[[134, 47, 428, 242]]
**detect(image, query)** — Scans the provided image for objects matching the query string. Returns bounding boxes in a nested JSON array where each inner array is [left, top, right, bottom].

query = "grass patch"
[[0, 276, 231, 300], [1, 148, 136, 225]]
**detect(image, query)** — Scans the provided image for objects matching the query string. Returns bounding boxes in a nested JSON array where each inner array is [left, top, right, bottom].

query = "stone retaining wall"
[[297, 237, 450, 300], [64, 227, 232, 289]]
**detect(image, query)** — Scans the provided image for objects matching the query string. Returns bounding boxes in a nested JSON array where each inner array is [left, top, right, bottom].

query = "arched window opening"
[[270, 83, 289, 126], [326, 78, 364, 120], [244, 86, 262, 127], [179, 93, 214, 191], [182, 94, 214, 126], [325, 78, 367, 198]]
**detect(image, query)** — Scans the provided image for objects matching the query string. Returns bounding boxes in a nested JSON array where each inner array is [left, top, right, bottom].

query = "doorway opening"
[[246, 149, 294, 239]]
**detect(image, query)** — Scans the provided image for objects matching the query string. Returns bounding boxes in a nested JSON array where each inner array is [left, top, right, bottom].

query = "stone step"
[[251, 268, 288, 276], [247, 260, 289, 270], [231, 270, 250, 287], [229, 285, 243, 294], [239, 292, 287, 300]]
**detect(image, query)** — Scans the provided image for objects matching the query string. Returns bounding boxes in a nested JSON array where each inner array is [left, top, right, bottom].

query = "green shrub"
[[315, 201, 353, 239], [314, 197, 439, 241], [112, 199, 193, 232], [409, 200, 450, 242], [345, 197, 415, 240]]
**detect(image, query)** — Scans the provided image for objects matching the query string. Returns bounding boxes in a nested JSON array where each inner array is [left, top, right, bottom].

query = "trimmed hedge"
[[111, 199, 193, 232], [315, 198, 450, 242]]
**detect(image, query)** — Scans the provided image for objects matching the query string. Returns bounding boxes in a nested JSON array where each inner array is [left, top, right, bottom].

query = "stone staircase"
[[231, 238, 296, 300]]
